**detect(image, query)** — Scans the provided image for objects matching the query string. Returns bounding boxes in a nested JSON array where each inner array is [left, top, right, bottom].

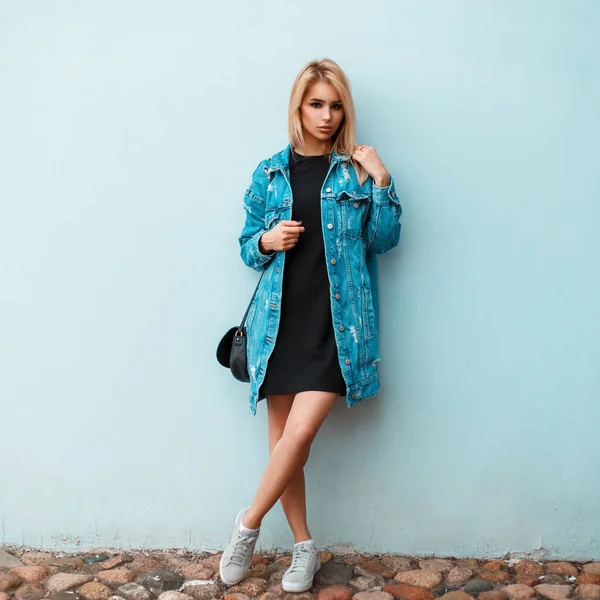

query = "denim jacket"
[[239, 144, 402, 414]]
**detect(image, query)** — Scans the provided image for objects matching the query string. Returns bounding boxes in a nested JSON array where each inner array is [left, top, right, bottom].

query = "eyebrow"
[[308, 98, 342, 104]]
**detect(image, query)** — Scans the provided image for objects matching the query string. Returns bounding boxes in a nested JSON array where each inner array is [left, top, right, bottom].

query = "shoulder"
[[247, 145, 290, 195]]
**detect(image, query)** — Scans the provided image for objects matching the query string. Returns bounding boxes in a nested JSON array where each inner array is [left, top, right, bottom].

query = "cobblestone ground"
[[1, 548, 599, 600]]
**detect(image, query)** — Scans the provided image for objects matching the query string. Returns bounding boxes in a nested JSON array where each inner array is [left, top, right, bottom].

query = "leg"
[[243, 390, 338, 530], [267, 394, 311, 543]]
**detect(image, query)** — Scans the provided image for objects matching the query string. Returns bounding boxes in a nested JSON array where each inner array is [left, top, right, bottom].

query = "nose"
[[322, 108, 331, 122]]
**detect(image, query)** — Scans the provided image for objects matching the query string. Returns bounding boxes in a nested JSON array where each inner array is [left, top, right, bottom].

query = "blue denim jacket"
[[239, 144, 402, 414]]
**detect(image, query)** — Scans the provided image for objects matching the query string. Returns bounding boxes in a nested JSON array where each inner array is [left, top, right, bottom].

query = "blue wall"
[[1, 1, 599, 558]]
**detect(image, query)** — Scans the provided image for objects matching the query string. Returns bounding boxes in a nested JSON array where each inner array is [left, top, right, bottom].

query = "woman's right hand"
[[259, 220, 305, 253]]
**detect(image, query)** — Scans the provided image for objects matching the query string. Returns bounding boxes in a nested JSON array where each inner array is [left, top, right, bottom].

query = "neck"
[[300, 137, 332, 156]]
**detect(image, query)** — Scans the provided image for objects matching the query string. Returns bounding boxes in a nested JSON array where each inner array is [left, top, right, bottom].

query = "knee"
[[283, 424, 316, 452]]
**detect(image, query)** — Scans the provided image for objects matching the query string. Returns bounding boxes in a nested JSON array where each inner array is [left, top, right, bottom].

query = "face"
[[300, 81, 345, 149]]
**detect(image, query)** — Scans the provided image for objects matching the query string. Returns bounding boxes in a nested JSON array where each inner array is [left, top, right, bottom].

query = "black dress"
[[260, 151, 347, 397]]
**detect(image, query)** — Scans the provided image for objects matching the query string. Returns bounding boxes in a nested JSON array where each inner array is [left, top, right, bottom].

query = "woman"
[[220, 58, 402, 593]]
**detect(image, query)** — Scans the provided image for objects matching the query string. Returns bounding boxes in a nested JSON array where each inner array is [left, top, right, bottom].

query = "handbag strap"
[[239, 269, 266, 330]]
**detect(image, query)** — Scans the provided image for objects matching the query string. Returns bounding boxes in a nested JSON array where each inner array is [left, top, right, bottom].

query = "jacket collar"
[[268, 144, 350, 173]]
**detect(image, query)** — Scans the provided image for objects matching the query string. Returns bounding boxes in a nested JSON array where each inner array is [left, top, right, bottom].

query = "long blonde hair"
[[288, 58, 367, 184]]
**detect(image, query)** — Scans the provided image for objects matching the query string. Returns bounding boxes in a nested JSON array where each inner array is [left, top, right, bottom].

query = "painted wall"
[[1, 1, 599, 558]]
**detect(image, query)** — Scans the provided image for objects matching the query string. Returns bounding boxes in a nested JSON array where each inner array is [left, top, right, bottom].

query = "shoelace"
[[229, 532, 255, 566], [288, 546, 313, 573]]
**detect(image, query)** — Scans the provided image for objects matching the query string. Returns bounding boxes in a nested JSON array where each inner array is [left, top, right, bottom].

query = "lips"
[[318, 126, 332, 132]]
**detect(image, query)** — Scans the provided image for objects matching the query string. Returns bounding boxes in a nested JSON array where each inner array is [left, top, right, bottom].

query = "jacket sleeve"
[[364, 176, 402, 255], [238, 160, 276, 271]]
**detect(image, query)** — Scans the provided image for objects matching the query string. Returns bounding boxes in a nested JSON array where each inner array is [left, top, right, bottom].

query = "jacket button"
[[326, 187, 332, 192], [345, 359, 351, 365], [330, 258, 336, 265], [327, 223, 333, 230], [339, 325, 344, 332], [354, 202, 359, 208], [335, 293, 340, 300]]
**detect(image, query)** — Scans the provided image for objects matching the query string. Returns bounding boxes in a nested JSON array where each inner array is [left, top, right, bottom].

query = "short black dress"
[[260, 151, 347, 397]]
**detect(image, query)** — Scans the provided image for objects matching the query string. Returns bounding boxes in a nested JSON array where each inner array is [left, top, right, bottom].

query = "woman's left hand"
[[352, 145, 391, 188]]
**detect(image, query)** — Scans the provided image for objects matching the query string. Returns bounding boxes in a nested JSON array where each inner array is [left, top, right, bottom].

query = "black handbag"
[[216, 270, 265, 382]]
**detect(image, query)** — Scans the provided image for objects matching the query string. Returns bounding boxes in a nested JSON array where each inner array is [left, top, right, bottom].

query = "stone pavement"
[[1, 548, 600, 600]]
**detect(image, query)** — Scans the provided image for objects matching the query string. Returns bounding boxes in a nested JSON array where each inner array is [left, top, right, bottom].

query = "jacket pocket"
[[337, 191, 370, 240]]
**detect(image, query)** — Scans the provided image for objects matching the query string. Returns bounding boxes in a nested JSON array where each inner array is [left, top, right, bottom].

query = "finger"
[[279, 220, 302, 226], [283, 226, 305, 234]]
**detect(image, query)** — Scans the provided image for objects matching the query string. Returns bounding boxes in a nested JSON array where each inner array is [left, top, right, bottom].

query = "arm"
[[364, 176, 402, 255], [238, 161, 276, 271]]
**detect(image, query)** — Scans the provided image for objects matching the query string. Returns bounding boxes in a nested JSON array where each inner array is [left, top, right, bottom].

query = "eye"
[[332, 104, 343, 111], [310, 102, 322, 108]]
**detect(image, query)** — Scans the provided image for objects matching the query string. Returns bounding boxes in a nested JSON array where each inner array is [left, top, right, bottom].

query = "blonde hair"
[[288, 58, 367, 184]]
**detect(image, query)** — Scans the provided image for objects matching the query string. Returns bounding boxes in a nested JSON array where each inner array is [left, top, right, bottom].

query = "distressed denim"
[[239, 145, 402, 414]]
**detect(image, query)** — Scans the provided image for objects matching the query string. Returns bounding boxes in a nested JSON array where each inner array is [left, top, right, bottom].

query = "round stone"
[[0, 573, 23, 592], [446, 568, 473, 587], [315, 563, 355, 586], [177, 585, 221, 600], [178, 563, 214, 581], [10, 567, 48, 584], [547, 563, 578, 577], [223, 594, 250, 600], [46, 575, 94, 594], [77, 582, 114, 600], [464, 579, 494, 594], [127, 556, 164, 574], [382, 584, 434, 600], [438, 592, 473, 600], [14, 583, 45, 600], [515, 576, 539, 587], [501, 584, 535, 600], [394, 569, 443, 589], [361, 561, 397, 579], [515, 562, 544, 577], [580, 575, 600, 586], [350, 576, 383, 591], [534, 584, 572, 600], [228, 578, 267, 597], [578, 584, 600, 600], [352, 592, 394, 600], [21, 552, 53, 567], [97, 569, 136, 588], [260, 595, 282, 600], [418, 559, 455, 574], [483, 561, 508, 572], [117, 583, 153, 600], [584, 565, 600, 576], [317, 585, 354, 600], [479, 571, 510, 583], [159, 593, 195, 600], [380, 558, 413, 574], [198, 554, 222, 571], [479, 592, 508, 600], [20, 553, 54, 567]]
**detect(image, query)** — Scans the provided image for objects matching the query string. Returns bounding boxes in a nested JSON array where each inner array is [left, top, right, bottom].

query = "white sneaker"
[[282, 540, 321, 593], [219, 508, 260, 586]]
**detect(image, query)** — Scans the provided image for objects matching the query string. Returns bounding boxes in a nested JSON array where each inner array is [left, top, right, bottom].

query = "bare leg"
[[267, 394, 310, 543], [243, 391, 338, 530]]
